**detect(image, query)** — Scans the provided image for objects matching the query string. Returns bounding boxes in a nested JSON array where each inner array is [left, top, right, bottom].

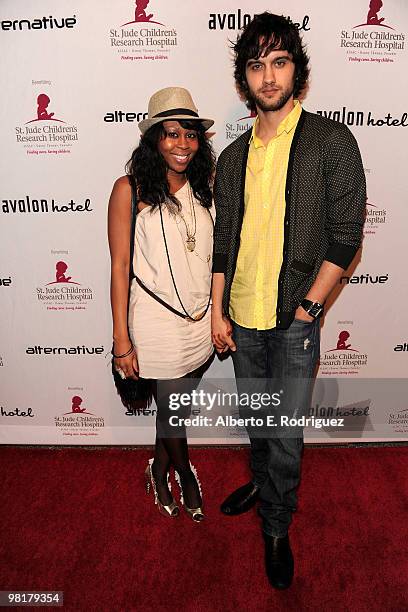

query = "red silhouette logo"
[[46, 261, 80, 286], [366, 199, 377, 208], [122, 0, 164, 26], [237, 108, 257, 122], [66, 395, 94, 415], [26, 93, 65, 124], [354, 0, 394, 30], [329, 331, 359, 352]]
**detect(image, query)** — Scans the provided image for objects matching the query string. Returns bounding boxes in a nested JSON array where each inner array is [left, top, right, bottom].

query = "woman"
[[108, 87, 215, 521]]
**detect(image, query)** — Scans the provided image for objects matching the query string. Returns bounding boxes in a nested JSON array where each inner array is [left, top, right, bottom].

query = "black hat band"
[[153, 108, 199, 118]]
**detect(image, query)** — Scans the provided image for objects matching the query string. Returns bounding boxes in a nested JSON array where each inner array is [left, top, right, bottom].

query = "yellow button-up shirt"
[[229, 101, 302, 330]]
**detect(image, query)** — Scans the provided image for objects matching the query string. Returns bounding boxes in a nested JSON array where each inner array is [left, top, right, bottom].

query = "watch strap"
[[300, 299, 324, 319]]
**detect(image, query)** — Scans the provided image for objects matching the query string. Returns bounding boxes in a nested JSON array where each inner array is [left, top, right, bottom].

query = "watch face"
[[309, 303, 323, 317]]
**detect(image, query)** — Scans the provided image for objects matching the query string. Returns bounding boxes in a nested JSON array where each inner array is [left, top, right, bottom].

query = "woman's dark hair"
[[126, 119, 215, 209], [233, 12, 310, 110]]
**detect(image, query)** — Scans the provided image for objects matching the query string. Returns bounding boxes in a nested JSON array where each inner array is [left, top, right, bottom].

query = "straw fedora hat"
[[138, 87, 214, 134]]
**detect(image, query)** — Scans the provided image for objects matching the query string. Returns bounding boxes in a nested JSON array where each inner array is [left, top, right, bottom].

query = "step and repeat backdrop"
[[1, 0, 407, 445]]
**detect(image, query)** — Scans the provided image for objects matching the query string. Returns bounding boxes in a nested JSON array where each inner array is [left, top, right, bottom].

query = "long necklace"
[[178, 183, 197, 251], [158, 202, 212, 322], [194, 250, 211, 265]]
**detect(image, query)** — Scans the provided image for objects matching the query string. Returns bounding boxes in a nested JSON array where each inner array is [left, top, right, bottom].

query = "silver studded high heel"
[[145, 459, 179, 518], [175, 462, 204, 522]]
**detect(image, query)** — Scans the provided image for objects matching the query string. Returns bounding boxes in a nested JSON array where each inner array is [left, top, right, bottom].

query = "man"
[[212, 13, 366, 590]]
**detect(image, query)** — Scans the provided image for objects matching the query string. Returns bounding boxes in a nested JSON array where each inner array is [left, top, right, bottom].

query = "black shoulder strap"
[[127, 182, 211, 322], [135, 276, 189, 320]]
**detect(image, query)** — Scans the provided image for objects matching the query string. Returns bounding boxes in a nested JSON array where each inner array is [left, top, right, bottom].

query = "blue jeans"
[[231, 318, 320, 537]]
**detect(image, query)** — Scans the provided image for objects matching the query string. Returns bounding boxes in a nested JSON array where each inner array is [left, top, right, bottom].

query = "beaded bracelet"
[[112, 345, 134, 359]]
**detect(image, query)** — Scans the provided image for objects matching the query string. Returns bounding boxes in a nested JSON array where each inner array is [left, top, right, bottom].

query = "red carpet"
[[1, 446, 407, 611]]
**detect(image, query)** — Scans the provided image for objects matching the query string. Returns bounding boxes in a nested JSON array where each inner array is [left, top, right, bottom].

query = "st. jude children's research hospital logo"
[[35, 256, 94, 311], [54, 393, 105, 438], [365, 197, 387, 236], [320, 325, 368, 376], [363, 168, 388, 238], [109, 0, 178, 62], [225, 108, 257, 142], [340, 1, 405, 64], [15, 92, 78, 156]]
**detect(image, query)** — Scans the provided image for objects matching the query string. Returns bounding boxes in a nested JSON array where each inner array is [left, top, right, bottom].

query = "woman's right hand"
[[113, 339, 139, 380], [211, 314, 236, 353]]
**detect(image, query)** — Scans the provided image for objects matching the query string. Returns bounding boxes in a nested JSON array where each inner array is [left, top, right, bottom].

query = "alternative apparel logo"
[[109, 0, 178, 62], [339, 273, 389, 285], [1, 15, 76, 32], [26, 345, 104, 356], [104, 110, 148, 123], [394, 343, 408, 352], [15, 91, 79, 156], [339, 0, 405, 64]]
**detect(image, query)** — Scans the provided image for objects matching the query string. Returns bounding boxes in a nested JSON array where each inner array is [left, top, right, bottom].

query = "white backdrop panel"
[[1, 0, 407, 444]]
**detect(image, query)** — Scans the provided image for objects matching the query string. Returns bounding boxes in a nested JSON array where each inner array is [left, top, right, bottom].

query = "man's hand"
[[211, 314, 237, 353], [295, 261, 347, 323], [294, 305, 314, 323]]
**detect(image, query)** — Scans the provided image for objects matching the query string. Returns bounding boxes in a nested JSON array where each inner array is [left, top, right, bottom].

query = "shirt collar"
[[251, 100, 302, 148]]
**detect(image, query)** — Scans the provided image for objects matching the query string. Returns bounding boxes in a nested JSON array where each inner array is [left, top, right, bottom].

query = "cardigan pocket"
[[290, 265, 315, 305], [290, 259, 315, 274]]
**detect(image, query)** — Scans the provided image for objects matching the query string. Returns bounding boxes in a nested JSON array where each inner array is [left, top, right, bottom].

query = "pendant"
[[186, 237, 196, 252]]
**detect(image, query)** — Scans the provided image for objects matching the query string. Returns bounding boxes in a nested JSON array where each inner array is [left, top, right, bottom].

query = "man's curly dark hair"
[[126, 120, 215, 209], [233, 12, 310, 111]]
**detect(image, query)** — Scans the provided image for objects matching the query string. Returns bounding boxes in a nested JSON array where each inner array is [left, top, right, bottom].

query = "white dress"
[[128, 182, 214, 379]]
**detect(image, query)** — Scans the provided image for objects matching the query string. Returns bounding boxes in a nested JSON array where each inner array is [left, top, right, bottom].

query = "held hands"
[[211, 313, 236, 353], [113, 339, 139, 380]]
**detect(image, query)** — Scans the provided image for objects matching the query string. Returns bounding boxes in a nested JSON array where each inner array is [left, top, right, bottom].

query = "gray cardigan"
[[213, 109, 366, 328]]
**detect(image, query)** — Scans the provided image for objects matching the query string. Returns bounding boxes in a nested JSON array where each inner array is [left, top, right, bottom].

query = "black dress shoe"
[[263, 533, 294, 590], [220, 482, 260, 515]]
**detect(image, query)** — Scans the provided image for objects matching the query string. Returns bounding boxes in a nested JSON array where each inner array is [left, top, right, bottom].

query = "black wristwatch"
[[300, 299, 324, 319]]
